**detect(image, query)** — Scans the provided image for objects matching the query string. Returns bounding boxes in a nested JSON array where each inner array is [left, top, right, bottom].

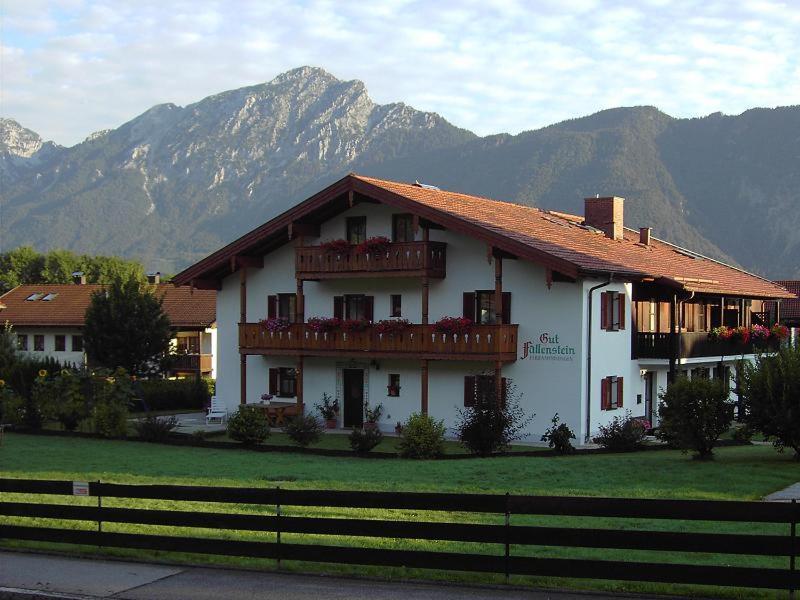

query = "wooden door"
[[644, 372, 655, 423], [343, 369, 364, 428]]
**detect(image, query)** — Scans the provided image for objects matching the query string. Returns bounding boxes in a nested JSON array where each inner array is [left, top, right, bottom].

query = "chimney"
[[639, 227, 651, 246], [584, 196, 624, 241], [147, 272, 161, 285], [72, 271, 86, 285]]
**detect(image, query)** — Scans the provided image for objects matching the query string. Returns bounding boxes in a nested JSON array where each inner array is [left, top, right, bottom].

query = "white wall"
[[15, 328, 85, 367]]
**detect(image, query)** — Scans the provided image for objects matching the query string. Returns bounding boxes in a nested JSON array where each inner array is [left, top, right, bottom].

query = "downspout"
[[586, 274, 614, 443]]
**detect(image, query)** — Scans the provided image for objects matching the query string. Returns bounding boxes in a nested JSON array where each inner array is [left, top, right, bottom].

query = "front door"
[[644, 372, 655, 423], [343, 369, 364, 428]]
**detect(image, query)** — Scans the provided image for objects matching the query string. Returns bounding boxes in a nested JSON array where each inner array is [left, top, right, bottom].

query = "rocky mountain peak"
[[0, 118, 51, 157]]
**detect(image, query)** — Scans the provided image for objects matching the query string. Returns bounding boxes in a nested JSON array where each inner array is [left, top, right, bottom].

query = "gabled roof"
[[0, 284, 216, 328], [172, 173, 793, 300], [768, 281, 800, 322]]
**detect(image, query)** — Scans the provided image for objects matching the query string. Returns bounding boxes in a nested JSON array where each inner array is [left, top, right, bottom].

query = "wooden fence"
[[0, 479, 796, 594]]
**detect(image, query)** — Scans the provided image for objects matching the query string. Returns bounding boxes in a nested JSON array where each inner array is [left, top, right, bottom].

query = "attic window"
[[25, 293, 43, 301], [42, 293, 58, 301]]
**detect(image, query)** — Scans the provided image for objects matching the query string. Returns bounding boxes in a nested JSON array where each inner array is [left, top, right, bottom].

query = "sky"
[[2, 0, 800, 147]]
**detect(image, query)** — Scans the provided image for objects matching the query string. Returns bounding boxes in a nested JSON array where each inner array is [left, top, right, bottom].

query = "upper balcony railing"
[[170, 353, 213, 372], [295, 241, 446, 280], [239, 323, 518, 362], [634, 332, 778, 360]]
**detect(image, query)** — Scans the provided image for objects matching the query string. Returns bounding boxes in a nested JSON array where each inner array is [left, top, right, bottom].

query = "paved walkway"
[[0, 551, 683, 600], [765, 481, 800, 501]]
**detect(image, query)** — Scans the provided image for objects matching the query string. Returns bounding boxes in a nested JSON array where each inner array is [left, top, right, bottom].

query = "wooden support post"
[[295, 234, 305, 323], [296, 356, 304, 413], [668, 294, 677, 384], [495, 361, 503, 405], [240, 267, 247, 405], [494, 252, 503, 325], [422, 227, 430, 324], [421, 360, 429, 415]]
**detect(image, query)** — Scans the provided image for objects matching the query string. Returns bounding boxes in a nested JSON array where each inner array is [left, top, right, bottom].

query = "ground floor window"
[[387, 373, 401, 396], [601, 376, 623, 410], [72, 335, 84, 352], [269, 367, 297, 397], [17, 334, 28, 351], [54, 335, 66, 352], [33, 335, 45, 352]]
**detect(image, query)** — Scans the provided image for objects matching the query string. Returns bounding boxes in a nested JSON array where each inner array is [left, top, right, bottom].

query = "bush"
[[740, 345, 800, 457], [38, 370, 88, 431], [284, 414, 323, 447], [657, 377, 733, 459], [349, 427, 383, 453], [455, 378, 533, 456], [398, 413, 446, 459], [541, 413, 576, 454], [135, 415, 179, 442], [593, 412, 648, 452], [90, 369, 134, 438], [731, 423, 754, 443], [137, 377, 212, 411], [227, 406, 270, 446], [0, 384, 25, 426]]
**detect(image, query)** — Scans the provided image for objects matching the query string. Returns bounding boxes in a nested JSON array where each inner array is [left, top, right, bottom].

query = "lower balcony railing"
[[239, 323, 518, 362], [171, 353, 213, 372], [634, 332, 778, 360]]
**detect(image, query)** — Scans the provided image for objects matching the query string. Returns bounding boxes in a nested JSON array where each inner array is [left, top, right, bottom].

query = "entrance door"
[[644, 372, 655, 423], [343, 369, 364, 428]]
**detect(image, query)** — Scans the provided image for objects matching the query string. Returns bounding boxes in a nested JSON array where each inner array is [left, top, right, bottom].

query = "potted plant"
[[374, 318, 412, 336], [364, 402, 384, 430], [315, 393, 339, 429], [306, 317, 341, 333], [319, 239, 351, 255], [771, 324, 789, 342], [356, 236, 390, 256], [433, 316, 473, 335], [258, 317, 291, 333]]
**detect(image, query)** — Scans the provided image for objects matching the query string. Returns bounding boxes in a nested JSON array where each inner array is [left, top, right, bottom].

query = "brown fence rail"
[[0, 479, 796, 593]]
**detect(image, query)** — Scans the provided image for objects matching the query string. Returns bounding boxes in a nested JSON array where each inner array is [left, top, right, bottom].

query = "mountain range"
[[2, 66, 798, 278]]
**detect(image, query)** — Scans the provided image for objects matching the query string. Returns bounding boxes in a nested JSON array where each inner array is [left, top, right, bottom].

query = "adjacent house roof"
[[0, 284, 216, 328], [172, 173, 793, 300], [767, 281, 800, 324]]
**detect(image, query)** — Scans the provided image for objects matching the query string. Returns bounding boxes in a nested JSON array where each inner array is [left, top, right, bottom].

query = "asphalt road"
[[0, 550, 686, 600]]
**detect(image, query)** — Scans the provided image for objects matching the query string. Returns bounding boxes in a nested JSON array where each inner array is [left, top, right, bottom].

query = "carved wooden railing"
[[295, 241, 446, 279], [171, 353, 213, 372], [239, 323, 517, 361]]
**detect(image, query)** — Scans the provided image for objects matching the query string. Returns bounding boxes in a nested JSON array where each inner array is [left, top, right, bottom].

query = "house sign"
[[520, 332, 576, 362]]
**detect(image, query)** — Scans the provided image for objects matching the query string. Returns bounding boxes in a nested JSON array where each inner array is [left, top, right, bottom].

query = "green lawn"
[[1, 433, 798, 599]]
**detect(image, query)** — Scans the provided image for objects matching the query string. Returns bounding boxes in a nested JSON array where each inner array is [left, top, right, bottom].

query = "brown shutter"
[[464, 376, 475, 407], [333, 296, 344, 320], [462, 292, 476, 322], [500, 377, 507, 408], [267, 295, 277, 318], [268, 368, 279, 395], [364, 296, 374, 322], [600, 292, 609, 330], [502, 292, 512, 325], [618, 294, 626, 330], [617, 377, 624, 408], [600, 377, 609, 410]]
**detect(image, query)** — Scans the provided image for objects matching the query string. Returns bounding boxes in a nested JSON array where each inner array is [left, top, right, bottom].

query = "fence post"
[[96, 480, 102, 549], [276, 486, 282, 571], [504, 492, 510, 584], [791, 499, 797, 600]]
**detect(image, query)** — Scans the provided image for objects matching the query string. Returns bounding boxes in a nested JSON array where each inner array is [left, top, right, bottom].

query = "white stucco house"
[[0, 276, 218, 379], [172, 174, 793, 441]]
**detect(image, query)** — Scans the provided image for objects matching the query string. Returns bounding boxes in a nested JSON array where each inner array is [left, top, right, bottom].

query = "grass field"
[[1, 433, 798, 599]]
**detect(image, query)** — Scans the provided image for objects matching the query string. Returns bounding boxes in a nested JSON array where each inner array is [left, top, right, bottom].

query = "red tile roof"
[[172, 173, 792, 300], [770, 281, 800, 322], [0, 284, 216, 328]]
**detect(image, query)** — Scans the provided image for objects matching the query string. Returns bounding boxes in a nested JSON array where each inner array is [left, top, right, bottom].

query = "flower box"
[[319, 239, 351, 255], [306, 317, 341, 333], [258, 317, 291, 333], [341, 319, 372, 333], [355, 236, 391, 256], [433, 316, 473, 335], [374, 318, 412, 335]]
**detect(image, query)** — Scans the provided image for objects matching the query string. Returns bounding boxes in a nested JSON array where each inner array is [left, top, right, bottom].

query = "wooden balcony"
[[239, 323, 518, 362], [634, 332, 777, 360], [171, 353, 213, 373], [295, 241, 446, 280]]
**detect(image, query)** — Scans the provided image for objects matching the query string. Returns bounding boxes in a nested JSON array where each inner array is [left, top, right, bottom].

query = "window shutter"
[[500, 377, 507, 408], [333, 296, 344, 320], [502, 292, 512, 324], [617, 377, 624, 408], [268, 368, 279, 395], [462, 292, 476, 322], [267, 295, 277, 319], [463, 376, 475, 407], [618, 295, 625, 330], [600, 292, 609, 330], [600, 377, 609, 410], [364, 296, 374, 322]]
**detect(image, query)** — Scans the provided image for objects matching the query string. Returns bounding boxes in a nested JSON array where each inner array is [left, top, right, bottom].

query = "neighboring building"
[[0, 276, 217, 378], [766, 280, 800, 344], [172, 174, 793, 441]]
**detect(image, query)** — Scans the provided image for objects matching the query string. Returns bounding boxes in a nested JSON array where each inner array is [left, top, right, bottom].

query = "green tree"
[[83, 276, 172, 376], [740, 345, 800, 458]]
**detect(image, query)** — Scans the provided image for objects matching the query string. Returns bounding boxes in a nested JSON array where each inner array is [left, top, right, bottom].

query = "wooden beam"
[[421, 360, 429, 415], [289, 222, 320, 239], [240, 266, 248, 406], [348, 190, 354, 208], [495, 361, 503, 406], [240, 355, 247, 405], [296, 356, 304, 413], [234, 255, 263, 269], [190, 278, 221, 291], [495, 253, 503, 324]]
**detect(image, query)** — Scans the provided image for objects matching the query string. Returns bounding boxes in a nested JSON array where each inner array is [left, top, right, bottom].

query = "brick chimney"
[[72, 271, 86, 285], [639, 227, 651, 246], [584, 196, 624, 241], [147, 272, 161, 285]]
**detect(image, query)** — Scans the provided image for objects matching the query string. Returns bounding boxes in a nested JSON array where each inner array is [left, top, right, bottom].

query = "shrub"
[[364, 402, 384, 424], [398, 413, 446, 459], [284, 414, 323, 447], [349, 427, 383, 453], [657, 377, 732, 460], [740, 344, 800, 457], [315, 393, 339, 420], [90, 369, 134, 438], [135, 415, 179, 442], [731, 423, 754, 443], [455, 378, 533, 456], [541, 413, 576, 454], [137, 377, 212, 412], [38, 370, 88, 431], [0, 383, 25, 426], [227, 406, 270, 446], [593, 412, 648, 452]]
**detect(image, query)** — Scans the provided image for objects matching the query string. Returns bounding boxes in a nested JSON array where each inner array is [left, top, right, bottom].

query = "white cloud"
[[2, 0, 799, 145]]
